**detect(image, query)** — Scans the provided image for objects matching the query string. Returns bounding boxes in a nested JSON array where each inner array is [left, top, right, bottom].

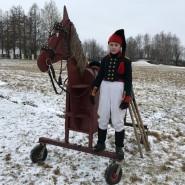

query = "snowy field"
[[0, 59, 185, 185]]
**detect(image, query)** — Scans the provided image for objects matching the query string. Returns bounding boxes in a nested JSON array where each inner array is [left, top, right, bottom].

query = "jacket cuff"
[[122, 96, 131, 103]]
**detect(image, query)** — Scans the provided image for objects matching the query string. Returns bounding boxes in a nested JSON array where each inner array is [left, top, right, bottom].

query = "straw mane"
[[69, 24, 87, 74]]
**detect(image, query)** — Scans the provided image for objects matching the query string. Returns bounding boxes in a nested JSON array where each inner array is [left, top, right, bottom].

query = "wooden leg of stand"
[[129, 105, 143, 158], [131, 89, 151, 150], [131, 100, 150, 151], [132, 99, 151, 150]]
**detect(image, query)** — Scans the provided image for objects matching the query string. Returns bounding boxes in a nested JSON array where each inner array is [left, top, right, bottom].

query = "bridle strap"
[[48, 63, 95, 97]]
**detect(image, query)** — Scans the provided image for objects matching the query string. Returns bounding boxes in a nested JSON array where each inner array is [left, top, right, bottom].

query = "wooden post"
[[129, 105, 143, 158], [131, 100, 150, 151], [132, 90, 151, 150]]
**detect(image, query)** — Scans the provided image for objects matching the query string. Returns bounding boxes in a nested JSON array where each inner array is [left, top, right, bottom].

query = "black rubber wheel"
[[30, 144, 48, 163], [105, 163, 122, 184]]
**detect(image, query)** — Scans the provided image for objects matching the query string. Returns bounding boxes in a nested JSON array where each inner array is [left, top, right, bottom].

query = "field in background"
[[0, 59, 185, 185]]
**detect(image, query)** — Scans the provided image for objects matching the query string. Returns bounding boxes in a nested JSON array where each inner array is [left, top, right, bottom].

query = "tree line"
[[0, 0, 184, 66], [0, 1, 60, 59], [126, 33, 185, 66]]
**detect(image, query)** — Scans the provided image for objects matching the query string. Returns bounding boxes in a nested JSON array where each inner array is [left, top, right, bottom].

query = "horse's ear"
[[63, 6, 69, 22]]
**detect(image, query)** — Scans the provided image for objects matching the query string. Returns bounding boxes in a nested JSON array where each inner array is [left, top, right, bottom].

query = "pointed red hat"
[[108, 34, 123, 45], [108, 29, 126, 55]]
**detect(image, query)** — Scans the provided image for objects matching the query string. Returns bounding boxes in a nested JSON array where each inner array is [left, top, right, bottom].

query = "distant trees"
[[0, 0, 60, 59], [0, 2, 184, 66], [83, 39, 105, 61], [126, 32, 185, 66]]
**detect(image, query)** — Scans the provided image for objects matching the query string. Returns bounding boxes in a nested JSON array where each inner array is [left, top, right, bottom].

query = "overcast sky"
[[1, 0, 185, 49]]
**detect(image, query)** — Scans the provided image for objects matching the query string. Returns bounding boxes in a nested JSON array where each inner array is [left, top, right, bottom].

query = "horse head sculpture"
[[37, 6, 87, 74]]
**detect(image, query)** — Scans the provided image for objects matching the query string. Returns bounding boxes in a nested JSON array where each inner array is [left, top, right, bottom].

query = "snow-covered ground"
[[0, 59, 185, 185]]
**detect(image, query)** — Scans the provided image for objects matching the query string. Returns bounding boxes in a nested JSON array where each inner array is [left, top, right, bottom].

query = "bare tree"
[[40, 0, 60, 40], [27, 3, 41, 58], [172, 36, 184, 66], [135, 34, 143, 59], [3, 11, 11, 57], [126, 36, 138, 61], [0, 9, 4, 56], [143, 34, 151, 59], [83, 39, 105, 61]]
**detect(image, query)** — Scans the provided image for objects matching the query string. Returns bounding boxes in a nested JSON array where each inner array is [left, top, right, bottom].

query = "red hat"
[[108, 29, 126, 55], [108, 34, 123, 45]]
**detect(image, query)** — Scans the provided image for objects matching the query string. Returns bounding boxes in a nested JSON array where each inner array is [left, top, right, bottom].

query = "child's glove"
[[89, 87, 98, 105], [119, 102, 129, 109], [119, 91, 131, 110]]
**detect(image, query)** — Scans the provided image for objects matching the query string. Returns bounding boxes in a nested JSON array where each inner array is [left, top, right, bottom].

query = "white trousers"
[[98, 80, 126, 132]]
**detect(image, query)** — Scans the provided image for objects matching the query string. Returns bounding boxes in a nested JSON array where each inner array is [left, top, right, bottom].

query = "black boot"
[[115, 130, 125, 159], [92, 127, 107, 152]]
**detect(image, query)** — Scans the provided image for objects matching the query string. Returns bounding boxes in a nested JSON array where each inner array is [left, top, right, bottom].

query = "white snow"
[[0, 59, 185, 185], [0, 81, 7, 86], [133, 59, 155, 66]]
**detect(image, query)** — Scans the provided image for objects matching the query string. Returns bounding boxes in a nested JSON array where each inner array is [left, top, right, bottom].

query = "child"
[[89, 29, 132, 159]]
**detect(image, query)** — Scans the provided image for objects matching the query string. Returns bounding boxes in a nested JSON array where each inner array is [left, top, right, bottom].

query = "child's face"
[[108, 42, 121, 54]]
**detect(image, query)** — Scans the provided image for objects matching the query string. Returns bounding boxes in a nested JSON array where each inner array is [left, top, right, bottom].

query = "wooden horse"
[[37, 6, 101, 151]]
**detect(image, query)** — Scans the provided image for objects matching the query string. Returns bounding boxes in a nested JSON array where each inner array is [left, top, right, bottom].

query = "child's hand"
[[119, 102, 129, 109]]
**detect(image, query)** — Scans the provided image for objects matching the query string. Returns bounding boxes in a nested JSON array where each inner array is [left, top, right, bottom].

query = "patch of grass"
[[4, 153, 11, 161], [13, 163, 21, 169], [165, 175, 172, 181], [148, 131, 161, 142], [168, 156, 176, 162], [181, 162, 185, 172], [127, 147, 138, 155], [28, 182, 35, 185], [162, 147, 169, 153], [56, 114, 65, 118], [161, 134, 174, 141], [164, 161, 173, 166], [175, 130, 184, 138], [37, 161, 53, 168], [71, 164, 77, 171], [53, 167, 61, 175], [159, 164, 171, 172], [151, 177, 158, 184], [52, 175, 57, 185], [130, 174, 142, 183]]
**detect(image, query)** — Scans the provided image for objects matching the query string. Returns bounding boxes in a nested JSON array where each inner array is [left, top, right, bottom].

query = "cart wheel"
[[30, 144, 48, 163], [105, 163, 122, 184]]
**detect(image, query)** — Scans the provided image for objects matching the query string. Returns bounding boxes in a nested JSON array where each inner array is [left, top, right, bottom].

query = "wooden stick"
[[129, 105, 143, 158], [131, 91, 151, 150], [131, 100, 150, 151]]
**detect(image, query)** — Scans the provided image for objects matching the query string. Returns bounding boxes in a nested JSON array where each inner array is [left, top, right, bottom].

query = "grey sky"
[[1, 0, 185, 49]]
